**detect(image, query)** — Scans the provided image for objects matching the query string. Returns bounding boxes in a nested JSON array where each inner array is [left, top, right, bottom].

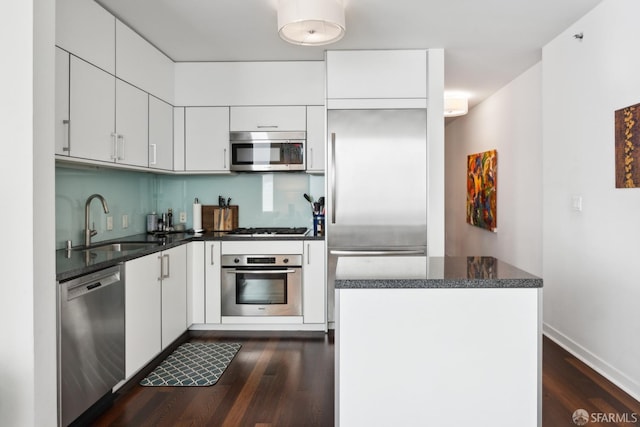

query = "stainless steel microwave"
[[229, 131, 306, 172]]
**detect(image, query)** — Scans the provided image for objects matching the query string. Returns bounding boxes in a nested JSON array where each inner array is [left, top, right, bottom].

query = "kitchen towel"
[[193, 199, 203, 232]]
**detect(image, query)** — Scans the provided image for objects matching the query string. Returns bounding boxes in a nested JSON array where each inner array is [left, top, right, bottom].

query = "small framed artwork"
[[615, 102, 640, 188], [467, 149, 497, 232]]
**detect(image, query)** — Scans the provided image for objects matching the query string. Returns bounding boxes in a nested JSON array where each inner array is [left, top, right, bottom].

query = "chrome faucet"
[[84, 194, 109, 247]]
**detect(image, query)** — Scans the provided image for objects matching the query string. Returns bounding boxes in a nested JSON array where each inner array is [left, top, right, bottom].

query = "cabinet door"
[[230, 106, 306, 132], [124, 254, 162, 378], [55, 48, 70, 156], [306, 106, 325, 172], [56, 0, 116, 74], [161, 245, 187, 348], [173, 107, 185, 171], [187, 241, 205, 325], [149, 95, 174, 171], [69, 56, 115, 162], [303, 240, 326, 324], [205, 241, 222, 324], [326, 50, 427, 101], [115, 79, 149, 167], [115, 20, 174, 103], [185, 107, 230, 171]]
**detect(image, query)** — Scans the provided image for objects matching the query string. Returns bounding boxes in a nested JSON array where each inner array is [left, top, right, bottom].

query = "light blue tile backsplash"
[[56, 165, 324, 249]]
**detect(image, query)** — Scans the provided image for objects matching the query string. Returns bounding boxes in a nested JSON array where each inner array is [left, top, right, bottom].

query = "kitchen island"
[[334, 256, 542, 427]]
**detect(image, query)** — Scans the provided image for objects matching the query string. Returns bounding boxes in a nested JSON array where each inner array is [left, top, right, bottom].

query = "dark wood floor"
[[92, 332, 639, 427], [543, 336, 640, 426]]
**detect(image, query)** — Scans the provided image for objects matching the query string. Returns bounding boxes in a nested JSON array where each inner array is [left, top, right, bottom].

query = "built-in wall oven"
[[221, 254, 302, 316]]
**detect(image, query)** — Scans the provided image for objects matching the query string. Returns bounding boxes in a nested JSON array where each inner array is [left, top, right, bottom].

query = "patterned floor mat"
[[140, 342, 241, 387]]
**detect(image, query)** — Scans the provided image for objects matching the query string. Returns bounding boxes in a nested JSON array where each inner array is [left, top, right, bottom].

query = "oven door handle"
[[225, 269, 298, 274]]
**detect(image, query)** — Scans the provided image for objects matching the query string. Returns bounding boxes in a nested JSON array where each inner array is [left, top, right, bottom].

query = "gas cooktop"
[[226, 227, 309, 237]]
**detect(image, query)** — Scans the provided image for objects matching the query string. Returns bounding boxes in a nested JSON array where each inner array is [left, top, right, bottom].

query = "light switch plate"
[[122, 214, 129, 229], [106, 216, 113, 231], [179, 211, 187, 223]]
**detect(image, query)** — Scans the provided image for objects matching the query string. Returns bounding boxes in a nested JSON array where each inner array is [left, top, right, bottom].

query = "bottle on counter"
[[167, 208, 173, 229]]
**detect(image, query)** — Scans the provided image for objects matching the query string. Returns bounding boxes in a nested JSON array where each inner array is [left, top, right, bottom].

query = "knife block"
[[201, 205, 239, 231]]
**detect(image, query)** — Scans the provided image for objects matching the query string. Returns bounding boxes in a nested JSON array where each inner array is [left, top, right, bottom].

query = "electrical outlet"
[[122, 214, 129, 229], [179, 211, 187, 223], [106, 216, 113, 231]]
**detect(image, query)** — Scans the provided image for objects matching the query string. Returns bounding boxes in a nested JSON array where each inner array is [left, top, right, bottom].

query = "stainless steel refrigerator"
[[326, 109, 428, 324]]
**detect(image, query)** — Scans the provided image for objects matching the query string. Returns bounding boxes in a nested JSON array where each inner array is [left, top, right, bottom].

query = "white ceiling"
[[96, 0, 602, 108]]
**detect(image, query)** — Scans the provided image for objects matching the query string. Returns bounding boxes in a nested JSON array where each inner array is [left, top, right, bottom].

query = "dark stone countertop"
[[334, 256, 542, 289], [57, 231, 323, 282]]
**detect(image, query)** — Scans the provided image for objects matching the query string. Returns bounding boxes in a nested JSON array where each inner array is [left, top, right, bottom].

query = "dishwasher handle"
[[63, 265, 123, 301]]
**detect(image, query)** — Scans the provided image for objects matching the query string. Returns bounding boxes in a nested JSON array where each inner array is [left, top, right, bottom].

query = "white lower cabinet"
[[205, 242, 222, 324], [124, 245, 187, 378], [124, 252, 161, 379], [303, 240, 326, 324], [160, 245, 188, 346]]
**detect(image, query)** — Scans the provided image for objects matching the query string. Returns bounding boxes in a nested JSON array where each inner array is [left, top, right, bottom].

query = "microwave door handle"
[[225, 269, 297, 274]]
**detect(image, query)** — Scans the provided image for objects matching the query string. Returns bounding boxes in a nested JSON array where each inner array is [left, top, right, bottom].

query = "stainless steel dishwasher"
[[57, 264, 125, 426]]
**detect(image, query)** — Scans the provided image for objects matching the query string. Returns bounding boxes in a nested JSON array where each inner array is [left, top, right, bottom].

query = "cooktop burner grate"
[[227, 227, 308, 236]]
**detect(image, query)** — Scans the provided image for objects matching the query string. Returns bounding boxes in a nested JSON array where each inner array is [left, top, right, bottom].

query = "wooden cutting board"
[[201, 205, 239, 231]]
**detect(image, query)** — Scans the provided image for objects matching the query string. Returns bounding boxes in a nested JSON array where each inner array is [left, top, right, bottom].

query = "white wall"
[[0, 0, 57, 425], [445, 64, 543, 277], [542, 0, 640, 400]]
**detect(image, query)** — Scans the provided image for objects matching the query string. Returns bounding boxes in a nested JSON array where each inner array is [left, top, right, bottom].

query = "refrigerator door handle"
[[330, 249, 426, 256], [331, 132, 336, 224]]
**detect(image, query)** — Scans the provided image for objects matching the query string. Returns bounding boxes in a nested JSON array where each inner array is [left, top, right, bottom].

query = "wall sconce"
[[277, 0, 346, 46], [444, 95, 469, 117]]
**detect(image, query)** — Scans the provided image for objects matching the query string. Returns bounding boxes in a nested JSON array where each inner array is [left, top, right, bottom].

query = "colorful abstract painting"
[[467, 149, 497, 232], [615, 102, 640, 188]]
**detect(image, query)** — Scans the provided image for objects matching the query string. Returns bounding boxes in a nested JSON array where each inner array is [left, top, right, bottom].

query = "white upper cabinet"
[[185, 107, 230, 172], [326, 50, 428, 109], [175, 62, 324, 106], [115, 79, 149, 167], [306, 106, 325, 172], [56, 0, 115, 73], [173, 107, 185, 172], [55, 48, 70, 156], [69, 56, 115, 162], [229, 106, 306, 132], [115, 20, 175, 104], [149, 96, 174, 171], [68, 56, 149, 167]]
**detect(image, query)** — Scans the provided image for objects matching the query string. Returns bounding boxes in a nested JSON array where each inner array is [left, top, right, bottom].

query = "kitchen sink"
[[82, 241, 162, 252]]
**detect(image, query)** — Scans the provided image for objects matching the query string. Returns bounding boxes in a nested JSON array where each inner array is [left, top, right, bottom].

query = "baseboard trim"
[[543, 323, 640, 402]]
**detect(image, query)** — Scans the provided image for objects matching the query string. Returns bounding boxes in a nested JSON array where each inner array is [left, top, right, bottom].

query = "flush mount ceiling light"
[[444, 95, 469, 117], [277, 0, 346, 46]]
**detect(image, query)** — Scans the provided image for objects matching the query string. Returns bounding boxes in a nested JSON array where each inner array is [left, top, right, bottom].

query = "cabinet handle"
[[210, 244, 215, 265], [62, 119, 70, 152], [307, 243, 311, 264], [223, 148, 227, 169], [163, 254, 170, 279], [118, 134, 126, 161], [111, 132, 118, 160], [158, 254, 163, 281], [309, 147, 313, 169], [257, 125, 278, 129], [150, 144, 157, 165]]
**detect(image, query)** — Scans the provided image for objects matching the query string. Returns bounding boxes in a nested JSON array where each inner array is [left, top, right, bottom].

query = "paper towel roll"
[[193, 201, 203, 232]]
